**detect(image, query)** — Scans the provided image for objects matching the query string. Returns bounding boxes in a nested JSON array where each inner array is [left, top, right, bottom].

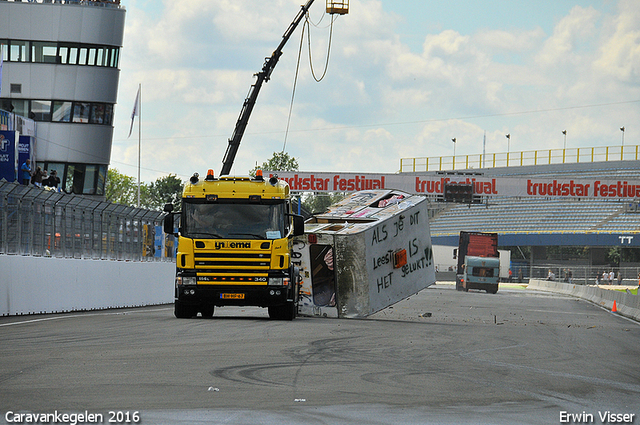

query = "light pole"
[[505, 133, 510, 166], [562, 130, 567, 150], [452, 138, 456, 169], [620, 126, 625, 160]]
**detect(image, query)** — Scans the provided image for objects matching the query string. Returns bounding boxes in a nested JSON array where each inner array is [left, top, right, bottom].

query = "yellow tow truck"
[[163, 170, 304, 319]]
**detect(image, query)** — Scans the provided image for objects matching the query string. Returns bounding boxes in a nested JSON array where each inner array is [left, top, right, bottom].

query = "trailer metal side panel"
[[295, 190, 436, 318]]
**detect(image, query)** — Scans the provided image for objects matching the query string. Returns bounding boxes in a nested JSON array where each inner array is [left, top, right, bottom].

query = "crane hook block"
[[326, 0, 348, 15]]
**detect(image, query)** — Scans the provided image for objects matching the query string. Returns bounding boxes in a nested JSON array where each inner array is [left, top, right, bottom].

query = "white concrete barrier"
[[0, 255, 175, 316], [528, 279, 640, 322]]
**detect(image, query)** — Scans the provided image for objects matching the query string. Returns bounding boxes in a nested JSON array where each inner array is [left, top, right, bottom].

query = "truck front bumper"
[[176, 284, 292, 307]]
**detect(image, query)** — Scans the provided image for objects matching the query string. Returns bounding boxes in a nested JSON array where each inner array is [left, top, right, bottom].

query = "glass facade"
[[0, 99, 114, 126], [37, 161, 107, 196], [1, 39, 119, 68]]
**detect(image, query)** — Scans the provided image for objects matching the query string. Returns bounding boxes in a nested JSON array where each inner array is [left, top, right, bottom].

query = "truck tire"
[[174, 301, 196, 319], [200, 305, 214, 318], [268, 301, 295, 320]]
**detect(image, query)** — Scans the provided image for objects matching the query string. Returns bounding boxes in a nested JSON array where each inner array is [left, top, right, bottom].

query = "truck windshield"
[[183, 201, 287, 240], [471, 267, 495, 277]]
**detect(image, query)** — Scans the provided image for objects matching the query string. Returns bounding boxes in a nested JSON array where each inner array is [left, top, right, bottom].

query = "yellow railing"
[[400, 145, 640, 173]]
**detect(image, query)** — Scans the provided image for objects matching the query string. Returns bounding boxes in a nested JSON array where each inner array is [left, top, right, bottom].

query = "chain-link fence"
[[0, 180, 173, 261], [527, 265, 640, 286]]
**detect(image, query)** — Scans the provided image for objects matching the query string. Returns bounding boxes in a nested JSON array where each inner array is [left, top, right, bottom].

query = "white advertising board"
[[269, 171, 640, 199]]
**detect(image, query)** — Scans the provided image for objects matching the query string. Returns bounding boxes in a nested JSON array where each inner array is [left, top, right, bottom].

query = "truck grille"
[[194, 252, 271, 280]]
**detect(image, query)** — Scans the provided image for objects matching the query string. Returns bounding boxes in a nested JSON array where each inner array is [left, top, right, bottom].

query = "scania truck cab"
[[164, 170, 304, 320]]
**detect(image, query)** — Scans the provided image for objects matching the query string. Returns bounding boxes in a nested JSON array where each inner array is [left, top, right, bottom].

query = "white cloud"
[[594, 0, 640, 82], [113, 0, 640, 183], [536, 6, 600, 67]]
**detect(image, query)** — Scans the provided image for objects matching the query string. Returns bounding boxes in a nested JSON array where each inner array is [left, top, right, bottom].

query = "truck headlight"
[[177, 276, 197, 286], [269, 277, 283, 286]]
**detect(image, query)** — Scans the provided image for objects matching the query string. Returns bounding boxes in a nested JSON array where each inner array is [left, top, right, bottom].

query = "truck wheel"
[[174, 301, 195, 319], [268, 301, 295, 320], [200, 305, 214, 318]]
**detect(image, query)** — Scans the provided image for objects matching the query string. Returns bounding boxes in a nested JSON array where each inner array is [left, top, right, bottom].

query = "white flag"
[[128, 85, 140, 138]]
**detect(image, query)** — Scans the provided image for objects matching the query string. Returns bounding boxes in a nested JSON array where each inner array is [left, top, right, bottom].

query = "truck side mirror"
[[292, 214, 305, 237], [163, 213, 175, 235]]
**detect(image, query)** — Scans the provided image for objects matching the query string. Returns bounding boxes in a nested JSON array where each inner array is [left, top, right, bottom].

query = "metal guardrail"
[[400, 145, 640, 172], [0, 180, 170, 261]]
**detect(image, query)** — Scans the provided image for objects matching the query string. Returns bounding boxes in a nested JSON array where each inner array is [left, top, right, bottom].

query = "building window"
[[73, 102, 90, 123], [9, 40, 30, 62], [52, 101, 73, 122], [104, 104, 113, 125], [96, 47, 105, 66], [54, 162, 107, 196], [31, 41, 58, 64], [2, 98, 115, 126], [87, 47, 96, 66], [68, 45, 79, 65], [96, 165, 107, 196], [6, 99, 28, 117], [2, 39, 119, 68], [90, 104, 105, 124], [0, 40, 8, 62], [31, 100, 52, 121], [78, 47, 88, 66]]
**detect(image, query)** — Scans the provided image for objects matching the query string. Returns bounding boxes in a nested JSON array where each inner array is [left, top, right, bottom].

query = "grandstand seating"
[[428, 160, 640, 237]]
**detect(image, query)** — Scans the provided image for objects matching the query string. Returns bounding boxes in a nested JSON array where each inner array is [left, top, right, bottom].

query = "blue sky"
[[111, 0, 640, 182]]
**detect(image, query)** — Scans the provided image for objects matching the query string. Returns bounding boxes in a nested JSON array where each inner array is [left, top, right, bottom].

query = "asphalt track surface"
[[1, 283, 639, 425]]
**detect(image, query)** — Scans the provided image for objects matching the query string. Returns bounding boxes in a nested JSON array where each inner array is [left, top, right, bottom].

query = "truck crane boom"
[[220, 0, 316, 176]]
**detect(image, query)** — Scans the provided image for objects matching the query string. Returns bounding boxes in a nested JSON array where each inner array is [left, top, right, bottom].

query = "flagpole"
[[137, 83, 141, 208]]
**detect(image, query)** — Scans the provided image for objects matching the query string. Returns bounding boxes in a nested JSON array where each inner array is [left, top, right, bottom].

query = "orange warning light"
[[394, 249, 407, 268]]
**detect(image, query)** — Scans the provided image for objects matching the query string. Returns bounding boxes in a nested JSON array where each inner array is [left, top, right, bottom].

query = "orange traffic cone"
[[612, 300, 617, 313]]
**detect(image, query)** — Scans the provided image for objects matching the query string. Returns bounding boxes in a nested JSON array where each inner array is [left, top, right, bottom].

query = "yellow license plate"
[[220, 293, 245, 300]]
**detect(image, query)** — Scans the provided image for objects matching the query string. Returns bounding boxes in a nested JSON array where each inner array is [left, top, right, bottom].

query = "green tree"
[[250, 151, 299, 177], [105, 168, 139, 205], [145, 174, 184, 210], [302, 192, 345, 214], [105, 169, 184, 210]]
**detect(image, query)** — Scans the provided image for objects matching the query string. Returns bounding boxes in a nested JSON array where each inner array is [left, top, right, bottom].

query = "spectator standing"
[[44, 169, 61, 191], [32, 166, 44, 188], [20, 159, 32, 185]]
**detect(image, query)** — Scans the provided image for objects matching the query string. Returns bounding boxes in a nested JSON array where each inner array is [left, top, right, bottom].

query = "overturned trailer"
[[293, 189, 436, 318]]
